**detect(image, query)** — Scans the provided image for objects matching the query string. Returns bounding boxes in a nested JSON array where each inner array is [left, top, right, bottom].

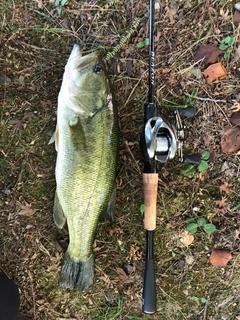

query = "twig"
[[125, 141, 141, 175], [185, 93, 231, 125], [123, 72, 147, 108], [0, 149, 7, 157], [203, 299, 208, 320], [27, 270, 36, 320], [159, 287, 188, 319], [185, 93, 227, 103]]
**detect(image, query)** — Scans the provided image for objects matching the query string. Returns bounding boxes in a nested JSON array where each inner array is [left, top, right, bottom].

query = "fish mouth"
[[69, 44, 82, 61], [67, 44, 99, 71]]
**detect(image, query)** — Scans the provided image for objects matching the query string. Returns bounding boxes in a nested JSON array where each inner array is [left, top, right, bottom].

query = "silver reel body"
[[142, 107, 200, 165]]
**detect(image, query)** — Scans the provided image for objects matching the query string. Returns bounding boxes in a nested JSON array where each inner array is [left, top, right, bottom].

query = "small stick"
[[202, 298, 208, 320], [27, 269, 36, 320], [185, 93, 226, 103], [185, 93, 231, 125]]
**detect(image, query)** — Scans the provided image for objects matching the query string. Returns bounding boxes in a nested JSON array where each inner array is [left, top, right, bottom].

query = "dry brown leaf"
[[221, 127, 240, 152], [17, 201, 36, 216], [160, 166, 170, 178], [220, 8, 230, 20], [99, 272, 112, 287], [234, 46, 240, 62], [229, 101, 240, 113], [179, 230, 194, 246], [166, 2, 178, 24], [185, 255, 194, 265], [215, 196, 228, 208], [219, 180, 233, 194], [209, 150, 216, 163], [109, 226, 123, 236], [230, 111, 240, 125], [233, 10, 240, 27], [215, 205, 230, 215], [202, 62, 227, 83], [193, 45, 224, 65], [209, 249, 232, 267], [202, 134, 210, 146], [116, 267, 128, 285], [37, 0, 43, 9], [221, 162, 235, 178], [214, 196, 231, 215]]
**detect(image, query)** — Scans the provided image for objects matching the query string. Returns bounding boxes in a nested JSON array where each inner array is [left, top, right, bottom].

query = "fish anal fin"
[[53, 192, 66, 228], [102, 185, 116, 223]]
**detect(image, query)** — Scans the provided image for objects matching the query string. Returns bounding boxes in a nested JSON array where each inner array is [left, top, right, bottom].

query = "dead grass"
[[0, 0, 240, 319]]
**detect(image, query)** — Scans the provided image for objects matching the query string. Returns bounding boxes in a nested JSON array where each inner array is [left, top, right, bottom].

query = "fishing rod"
[[140, 0, 201, 314], [140, 0, 157, 314]]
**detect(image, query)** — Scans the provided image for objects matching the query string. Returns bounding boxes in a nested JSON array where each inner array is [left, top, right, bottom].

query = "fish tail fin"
[[59, 251, 94, 292]]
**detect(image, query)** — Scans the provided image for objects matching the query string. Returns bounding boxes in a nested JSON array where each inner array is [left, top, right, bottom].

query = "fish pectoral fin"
[[53, 192, 66, 228], [68, 114, 80, 127], [102, 185, 116, 223], [48, 125, 59, 152]]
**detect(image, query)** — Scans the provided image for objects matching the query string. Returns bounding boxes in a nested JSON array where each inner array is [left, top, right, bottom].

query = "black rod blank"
[[142, 231, 156, 314], [148, 0, 155, 104]]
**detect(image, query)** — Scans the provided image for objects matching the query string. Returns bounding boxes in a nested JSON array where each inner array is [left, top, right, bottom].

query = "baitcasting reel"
[[141, 106, 201, 165]]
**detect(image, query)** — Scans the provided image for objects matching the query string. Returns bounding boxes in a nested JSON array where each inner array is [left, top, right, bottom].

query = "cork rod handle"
[[143, 173, 158, 230]]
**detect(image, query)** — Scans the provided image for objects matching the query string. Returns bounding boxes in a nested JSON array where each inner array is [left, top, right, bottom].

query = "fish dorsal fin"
[[48, 125, 59, 152]]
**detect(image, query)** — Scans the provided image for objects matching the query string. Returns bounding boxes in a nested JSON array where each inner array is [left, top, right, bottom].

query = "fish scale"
[[52, 44, 118, 291]]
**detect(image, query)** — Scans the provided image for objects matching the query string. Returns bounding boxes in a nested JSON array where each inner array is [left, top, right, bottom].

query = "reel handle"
[[178, 106, 196, 118], [183, 154, 201, 164]]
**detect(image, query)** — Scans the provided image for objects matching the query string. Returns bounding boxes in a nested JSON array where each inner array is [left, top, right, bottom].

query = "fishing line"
[[103, 18, 141, 62]]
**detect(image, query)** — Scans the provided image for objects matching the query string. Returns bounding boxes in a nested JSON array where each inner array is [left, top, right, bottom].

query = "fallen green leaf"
[[186, 223, 198, 234], [136, 42, 145, 49], [56, 7, 62, 15], [197, 217, 206, 227], [219, 43, 228, 50], [232, 203, 240, 211], [191, 296, 199, 302], [186, 218, 196, 224], [201, 150, 210, 160], [140, 204, 145, 215], [184, 164, 196, 176], [136, 38, 149, 48], [201, 297, 207, 304], [198, 160, 209, 172], [219, 36, 234, 51], [203, 223, 216, 234]]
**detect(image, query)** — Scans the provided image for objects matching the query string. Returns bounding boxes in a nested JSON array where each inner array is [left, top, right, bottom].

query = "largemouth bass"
[[52, 44, 118, 291]]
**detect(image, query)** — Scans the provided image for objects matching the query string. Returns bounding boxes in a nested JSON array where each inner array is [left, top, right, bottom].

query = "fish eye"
[[93, 64, 103, 73]]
